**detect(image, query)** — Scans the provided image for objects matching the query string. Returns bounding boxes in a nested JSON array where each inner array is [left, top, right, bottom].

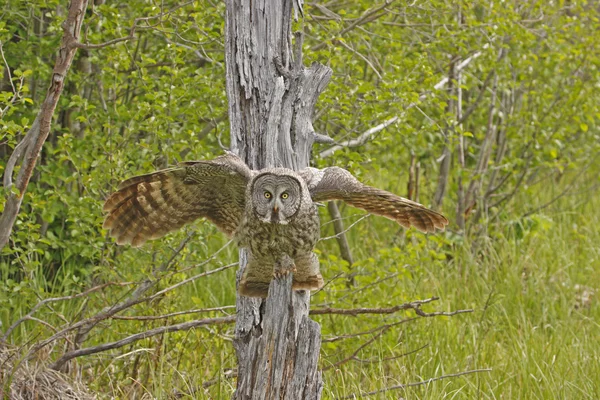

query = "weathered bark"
[[0, 0, 88, 249], [225, 0, 331, 398], [327, 201, 355, 286]]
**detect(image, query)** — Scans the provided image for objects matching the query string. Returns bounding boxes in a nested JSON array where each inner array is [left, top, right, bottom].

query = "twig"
[[111, 305, 236, 321], [311, 296, 465, 316], [322, 326, 389, 371], [27, 234, 194, 357], [337, 40, 382, 80], [522, 154, 598, 218], [2, 282, 134, 340], [317, 48, 484, 160], [0, 41, 15, 94], [322, 317, 418, 343], [327, 202, 354, 273], [145, 263, 237, 302], [353, 343, 429, 363], [48, 316, 236, 371], [318, 117, 397, 158], [312, 1, 394, 51], [338, 368, 492, 398], [69, 0, 197, 51], [319, 214, 370, 241]]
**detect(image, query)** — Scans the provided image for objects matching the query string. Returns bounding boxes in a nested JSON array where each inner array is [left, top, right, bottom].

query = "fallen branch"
[[111, 305, 236, 321], [27, 234, 194, 357], [2, 282, 134, 341], [48, 315, 236, 371]]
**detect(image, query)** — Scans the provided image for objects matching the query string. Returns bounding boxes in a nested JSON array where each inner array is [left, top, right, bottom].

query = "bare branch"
[[322, 326, 388, 371], [319, 214, 370, 241], [312, 1, 394, 51], [27, 234, 194, 357], [319, 117, 397, 158], [522, 154, 598, 218], [336, 40, 383, 80], [322, 317, 418, 343], [339, 368, 492, 398], [2, 282, 134, 341], [0, 40, 16, 93], [112, 305, 236, 321], [327, 202, 354, 275], [311, 296, 473, 317], [48, 316, 235, 371], [70, 35, 134, 50], [145, 262, 237, 302], [353, 343, 429, 363]]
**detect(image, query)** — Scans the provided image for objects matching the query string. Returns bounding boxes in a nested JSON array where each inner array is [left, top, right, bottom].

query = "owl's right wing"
[[299, 166, 448, 233], [103, 153, 252, 247]]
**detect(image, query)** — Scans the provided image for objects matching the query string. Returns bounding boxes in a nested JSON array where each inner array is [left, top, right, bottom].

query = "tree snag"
[[225, 0, 332, 398]]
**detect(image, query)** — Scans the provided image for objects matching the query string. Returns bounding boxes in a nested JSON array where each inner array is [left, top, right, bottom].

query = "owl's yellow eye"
[[281, 192, 289, 199], [264, 191, 272, 199]]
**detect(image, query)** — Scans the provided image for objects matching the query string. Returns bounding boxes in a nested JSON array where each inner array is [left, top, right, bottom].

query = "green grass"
[[315, 176, 600, 399], [2, 174, 599, 399]]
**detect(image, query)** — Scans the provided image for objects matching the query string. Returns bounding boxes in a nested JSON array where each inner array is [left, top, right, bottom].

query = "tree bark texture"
[[225, 0, 331, 398], [0, 0, 88, 249]]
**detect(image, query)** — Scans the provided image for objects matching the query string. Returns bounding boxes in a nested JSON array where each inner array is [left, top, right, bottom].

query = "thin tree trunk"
[[433, 57, 456, 211], [225, 0, 331, 398], [0, 0, 88, 249], [327, 201, 355, 286]]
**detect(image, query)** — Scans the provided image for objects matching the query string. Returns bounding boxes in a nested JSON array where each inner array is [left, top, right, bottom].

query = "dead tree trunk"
[[225, 0, 332, 398]]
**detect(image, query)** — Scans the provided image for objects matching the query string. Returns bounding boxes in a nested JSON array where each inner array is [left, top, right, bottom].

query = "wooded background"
[[1, 1, 599, 398]]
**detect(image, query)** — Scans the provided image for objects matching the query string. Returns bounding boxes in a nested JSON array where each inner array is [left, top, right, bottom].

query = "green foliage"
[[1, 0, 599, 398]]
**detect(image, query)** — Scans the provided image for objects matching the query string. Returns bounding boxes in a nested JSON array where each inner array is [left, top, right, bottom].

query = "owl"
[[102, 153, 448, 297]]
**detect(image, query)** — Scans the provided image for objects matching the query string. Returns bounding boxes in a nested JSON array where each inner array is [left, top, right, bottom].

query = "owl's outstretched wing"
[[299, 167, 448, 233], [103, 153, 252, 247]]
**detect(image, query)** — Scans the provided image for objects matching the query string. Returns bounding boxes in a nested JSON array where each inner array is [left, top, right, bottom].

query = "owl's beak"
[[270, 204, 280, 224]]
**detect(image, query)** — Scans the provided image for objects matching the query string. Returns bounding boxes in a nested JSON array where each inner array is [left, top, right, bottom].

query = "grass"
[[1, 172, 599, 399], [316, 173, 600, 399]]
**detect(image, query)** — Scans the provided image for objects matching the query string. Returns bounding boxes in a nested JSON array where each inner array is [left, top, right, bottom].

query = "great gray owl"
[[103, 152, 448, 297]]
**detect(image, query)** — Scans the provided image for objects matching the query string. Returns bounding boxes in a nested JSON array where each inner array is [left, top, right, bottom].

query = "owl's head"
[[251, 173, 302, 224]]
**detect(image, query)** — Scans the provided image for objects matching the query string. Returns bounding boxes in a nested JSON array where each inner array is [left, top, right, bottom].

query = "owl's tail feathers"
[[102, 169, 189, 247], [238, 274, 324, 298], [239, 253, 324, 298]]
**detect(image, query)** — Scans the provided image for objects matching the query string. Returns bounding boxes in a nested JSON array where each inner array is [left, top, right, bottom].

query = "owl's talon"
[[273, 257, 296, 279], [273, 266, 296, 279]]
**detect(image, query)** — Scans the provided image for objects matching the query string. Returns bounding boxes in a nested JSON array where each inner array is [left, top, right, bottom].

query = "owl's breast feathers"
[[237, 206, 319, 260]]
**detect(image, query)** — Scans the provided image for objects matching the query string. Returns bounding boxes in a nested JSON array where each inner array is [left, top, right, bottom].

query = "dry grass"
[[0, 344, 94, 400]]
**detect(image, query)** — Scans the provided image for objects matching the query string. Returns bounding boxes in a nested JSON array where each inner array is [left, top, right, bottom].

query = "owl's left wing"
[[103, 153, 252, 247], [299, 167, 448, 233]]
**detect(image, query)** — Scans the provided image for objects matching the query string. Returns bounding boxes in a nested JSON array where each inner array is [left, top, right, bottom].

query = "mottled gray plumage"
[[103, 152, 448, 297]]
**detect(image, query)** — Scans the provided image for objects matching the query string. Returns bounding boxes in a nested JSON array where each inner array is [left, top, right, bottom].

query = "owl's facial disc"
[[253, 174, 301, 224]]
